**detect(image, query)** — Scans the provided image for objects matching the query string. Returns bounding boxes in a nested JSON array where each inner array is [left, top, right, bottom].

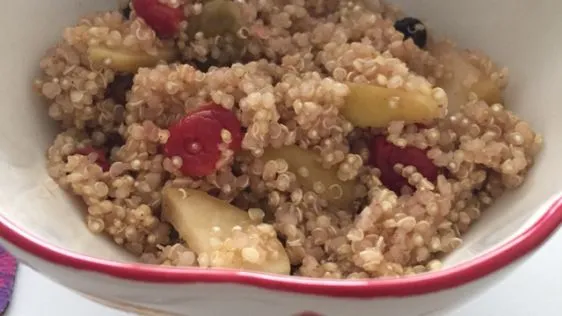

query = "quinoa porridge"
[[34, 0, 543, 278]]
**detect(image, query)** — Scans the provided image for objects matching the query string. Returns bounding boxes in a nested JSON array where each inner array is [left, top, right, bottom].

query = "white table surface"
[[5, 231, 562, 316]]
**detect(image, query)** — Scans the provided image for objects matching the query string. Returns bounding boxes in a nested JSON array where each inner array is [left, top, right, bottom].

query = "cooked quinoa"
[[34, 0, 542, 278]]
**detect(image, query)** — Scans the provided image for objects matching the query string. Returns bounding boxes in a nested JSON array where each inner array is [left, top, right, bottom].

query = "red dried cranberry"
[[132, 0, 185, 39], [164, 103, 242, 177], [190, 103, 243, 151], [75, 146, 110, 171], [368, 136, 438, 193]]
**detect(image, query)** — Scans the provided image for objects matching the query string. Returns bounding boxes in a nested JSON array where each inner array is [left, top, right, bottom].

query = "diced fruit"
[[471, 79, 503, 105], [342, 83, 442, 128], [162, 188, 291, 275], [88, 45, 178, 73], [191, 103, 243, 151], [132, 0, 185, 38], [186, 0, 243, 37], [105, 132, 126, 149], [394, 17, 427, 49], [260, 145, 356, 208], [164, 103, 243, 177], [431, 42, 503, 113], [165, 114, 223, 177], [368, 136, 438, 193], [120, 2, 132, 19], [106, 74, 134, 105], [75, 146, 110, 171]]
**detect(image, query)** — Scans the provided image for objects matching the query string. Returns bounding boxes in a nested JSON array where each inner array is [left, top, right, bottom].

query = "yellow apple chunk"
[[261, 145, 356, 208], [431, 42, 503, 113], [88, 46, 178, 73], [342, 83, 442, 128], [162, 188, 290, 275]]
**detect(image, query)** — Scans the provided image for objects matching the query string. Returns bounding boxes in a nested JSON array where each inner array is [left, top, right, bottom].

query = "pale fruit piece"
[[88, 46, 178, 73], [431, 42, 503, 113], [261, 145, 356, 208], [471, 79, 503, 105], [342, 83, 442, 128], [162, 188, 290, 275]]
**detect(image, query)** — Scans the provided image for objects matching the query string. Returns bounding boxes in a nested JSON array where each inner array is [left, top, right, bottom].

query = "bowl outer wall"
[[0, 0, 560, 310]]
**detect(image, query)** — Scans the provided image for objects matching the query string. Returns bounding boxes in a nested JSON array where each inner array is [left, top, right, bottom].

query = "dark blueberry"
[[120, 2, 132, 19], [105, 132, 126, 149], [106, 74, 134, 105], [169, 229, 180, 243], [394, 17, 427, 49]]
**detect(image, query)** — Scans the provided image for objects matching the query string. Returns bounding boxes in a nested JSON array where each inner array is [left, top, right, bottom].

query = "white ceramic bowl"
[[0, 0, 561, 315]]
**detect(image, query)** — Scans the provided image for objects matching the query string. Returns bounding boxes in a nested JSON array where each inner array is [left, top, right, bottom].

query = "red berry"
[[164, 103, 243, 177], [190, 103, 243, 151], [132, 0, 185, 39], [75, 146, 110, 171], [368, 136, 438, 193]]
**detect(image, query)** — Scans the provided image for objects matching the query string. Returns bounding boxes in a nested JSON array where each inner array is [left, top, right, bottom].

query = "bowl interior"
[[0, 0, 561, 268]]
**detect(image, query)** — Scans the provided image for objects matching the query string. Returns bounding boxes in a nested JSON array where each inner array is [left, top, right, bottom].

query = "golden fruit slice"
[[88, 46, 178, 73], [261, 145, 356, 208], [186, 0, 243, 38], [471, 79, 503, 105], [342, 83, 442, 128], [162, 188, 290, 275], [431, 42, 503, 113]]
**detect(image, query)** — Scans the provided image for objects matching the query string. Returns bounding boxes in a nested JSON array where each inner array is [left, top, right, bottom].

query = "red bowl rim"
[[0, 195, 560, 298]]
